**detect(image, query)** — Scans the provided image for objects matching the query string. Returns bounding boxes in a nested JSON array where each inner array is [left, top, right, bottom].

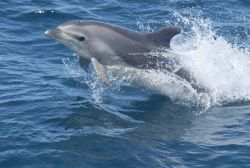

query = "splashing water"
[[62, 13, 250, 110], [170, 12, 250, 106], [62, 55, 106, 103]]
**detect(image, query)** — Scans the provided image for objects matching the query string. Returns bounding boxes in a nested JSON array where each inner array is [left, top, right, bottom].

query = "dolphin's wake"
[[62, 13, 250, 111]]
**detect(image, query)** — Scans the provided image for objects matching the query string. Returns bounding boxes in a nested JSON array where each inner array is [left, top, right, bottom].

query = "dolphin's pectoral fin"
[[145, 27, 181, 48], [91, 57, 111, 86], [79, 57, 90, 71]]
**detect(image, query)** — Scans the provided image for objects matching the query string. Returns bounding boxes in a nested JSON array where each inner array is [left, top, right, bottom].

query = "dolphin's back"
[[60, 20, 181, 48], [67, 21, 182, 70], [72, 21, 182, 69], [60, 20, 145, 42], [88, 21, 181, 49]]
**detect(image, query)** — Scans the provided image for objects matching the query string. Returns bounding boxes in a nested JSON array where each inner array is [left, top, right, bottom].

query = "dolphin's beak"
[[45, 29, 61, 38], [45, 28, 72, 42]]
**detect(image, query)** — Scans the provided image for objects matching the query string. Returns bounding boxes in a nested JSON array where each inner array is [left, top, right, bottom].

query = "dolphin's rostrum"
[[45, 20, 202, 91]]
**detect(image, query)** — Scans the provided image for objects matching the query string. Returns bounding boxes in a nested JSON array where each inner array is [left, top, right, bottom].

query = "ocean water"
[[1, 0, 250, 167]]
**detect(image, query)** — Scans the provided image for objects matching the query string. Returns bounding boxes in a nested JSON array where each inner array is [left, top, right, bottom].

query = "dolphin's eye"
[[77, 36, 85, 42]]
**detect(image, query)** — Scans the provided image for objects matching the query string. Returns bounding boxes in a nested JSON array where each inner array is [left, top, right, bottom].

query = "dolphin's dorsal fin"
[[145, 26, 181, 48], [79, 57, 90, 71], [91, 57, 111, 86]]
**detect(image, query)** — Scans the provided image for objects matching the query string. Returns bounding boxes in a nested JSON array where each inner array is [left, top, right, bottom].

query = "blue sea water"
[[1, 0, 250, 167]]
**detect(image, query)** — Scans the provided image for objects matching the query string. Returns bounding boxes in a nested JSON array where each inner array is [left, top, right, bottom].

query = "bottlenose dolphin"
[[45, 20, 201, 91]]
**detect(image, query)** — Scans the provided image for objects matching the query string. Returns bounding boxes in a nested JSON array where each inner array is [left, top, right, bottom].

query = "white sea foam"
[[170, 13, 250, 106]]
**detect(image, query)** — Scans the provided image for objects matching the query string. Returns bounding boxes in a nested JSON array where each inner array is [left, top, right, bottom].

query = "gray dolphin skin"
[[45, 20, 202, 91]]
